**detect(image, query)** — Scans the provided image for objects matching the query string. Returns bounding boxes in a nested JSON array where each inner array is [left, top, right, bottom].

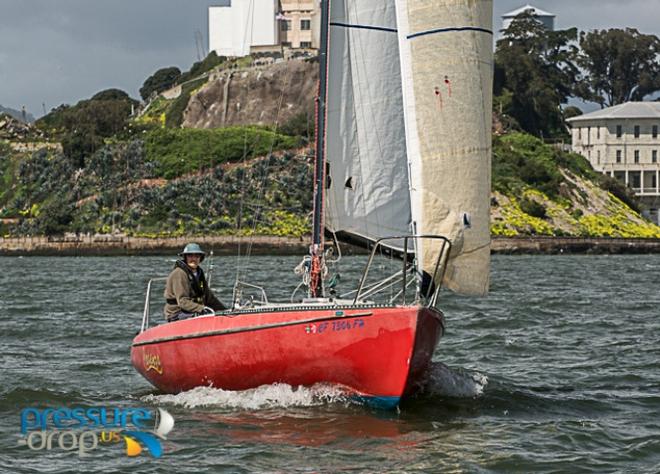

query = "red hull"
[[131, 305, 443, 405]]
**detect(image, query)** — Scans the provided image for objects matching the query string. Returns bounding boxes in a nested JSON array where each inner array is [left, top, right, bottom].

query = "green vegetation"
[[165, 78, 207, 127], [177, 52, 227, 85], [35, 89, 139, 167], [3, 26, 659, 241], [491, 134, 660, 238], [495, 15, 660, 138], [139, 66, 182, 101], [144, 127, 300, 179], [578, 28, 660, 107], [493, 133, 575, 198], [493, 132, 634, 201], [0, 134, 312, 237], [279, 111, 316, 145]]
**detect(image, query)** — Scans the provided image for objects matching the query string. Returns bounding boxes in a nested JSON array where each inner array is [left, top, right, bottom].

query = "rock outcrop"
[[183, 59, 318, 129]]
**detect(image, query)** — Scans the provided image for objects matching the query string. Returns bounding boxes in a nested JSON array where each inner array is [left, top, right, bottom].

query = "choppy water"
[[1, 254, 659, 473]]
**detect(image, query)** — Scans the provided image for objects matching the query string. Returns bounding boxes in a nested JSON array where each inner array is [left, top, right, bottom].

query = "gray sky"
[[1, 0, 659, 118]]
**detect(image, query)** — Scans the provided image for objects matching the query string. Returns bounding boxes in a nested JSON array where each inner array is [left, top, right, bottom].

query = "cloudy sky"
[[1, 0, 658, 118]]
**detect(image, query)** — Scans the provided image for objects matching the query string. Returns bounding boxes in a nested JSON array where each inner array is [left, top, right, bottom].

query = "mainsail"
[[325, 0, 412, 248], [395, 0, 493, 296]]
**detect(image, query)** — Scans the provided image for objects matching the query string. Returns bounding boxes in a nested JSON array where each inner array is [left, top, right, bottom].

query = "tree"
[[495, 12, 580, 138], [91, 88, 138, 104], [577, 28, 660, 107], [563, 106, 583, 120], [139, 66, 181, 101]]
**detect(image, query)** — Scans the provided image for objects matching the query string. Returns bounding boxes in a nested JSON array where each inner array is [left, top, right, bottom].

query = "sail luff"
[[395, 0, 494, 296]]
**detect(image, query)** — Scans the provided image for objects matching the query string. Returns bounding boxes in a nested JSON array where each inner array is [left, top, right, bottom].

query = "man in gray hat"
[[164, 243, 227, 322]]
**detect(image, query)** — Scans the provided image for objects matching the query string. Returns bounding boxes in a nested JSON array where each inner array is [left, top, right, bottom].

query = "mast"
[[310, 0, 331, 297]]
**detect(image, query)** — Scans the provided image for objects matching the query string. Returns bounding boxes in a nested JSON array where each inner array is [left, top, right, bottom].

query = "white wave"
[[142, 383, 350, 410], [423, 363, 488, 398]]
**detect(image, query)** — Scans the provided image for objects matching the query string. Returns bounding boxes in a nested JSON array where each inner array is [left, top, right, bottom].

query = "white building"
[[208, 1, 319, 57], [501, 4, 555, 32], [209, 1, 279, 57], [567, 102, 660, 224]]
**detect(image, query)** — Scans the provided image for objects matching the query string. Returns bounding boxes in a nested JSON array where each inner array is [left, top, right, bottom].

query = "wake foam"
[[422, 362, 488, 398], [142, 383, 350, 410]]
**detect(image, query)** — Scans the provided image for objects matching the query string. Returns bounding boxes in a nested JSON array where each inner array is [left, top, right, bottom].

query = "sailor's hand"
[[201, 306, 215, 315]]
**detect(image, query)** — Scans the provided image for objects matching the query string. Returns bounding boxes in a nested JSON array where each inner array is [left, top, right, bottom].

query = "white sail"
[[395, 0, 493, 295], [325, 0, 412, 249]]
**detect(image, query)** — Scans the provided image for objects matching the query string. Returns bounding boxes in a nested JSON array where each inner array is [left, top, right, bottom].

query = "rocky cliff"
[[183, 59, 318, 129]]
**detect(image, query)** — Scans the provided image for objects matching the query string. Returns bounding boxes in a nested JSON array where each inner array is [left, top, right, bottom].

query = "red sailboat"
[[131, 0, 493, 408]]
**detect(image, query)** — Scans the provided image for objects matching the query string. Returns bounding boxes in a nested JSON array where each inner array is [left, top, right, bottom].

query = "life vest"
[[173, 259, 208, 304]]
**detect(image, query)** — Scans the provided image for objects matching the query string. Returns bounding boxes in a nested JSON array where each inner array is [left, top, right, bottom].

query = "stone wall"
[[2, 235, 660, 256], [491, 236, 660, 254], [0, 235, 307, 256]]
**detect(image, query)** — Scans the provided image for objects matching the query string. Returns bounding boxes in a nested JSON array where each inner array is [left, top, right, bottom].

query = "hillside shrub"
[[144, 127, 299, 178], [520, 197, 547, 218]]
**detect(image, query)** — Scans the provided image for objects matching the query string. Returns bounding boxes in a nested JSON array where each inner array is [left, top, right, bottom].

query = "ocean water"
[[0, 254, 659, 473]]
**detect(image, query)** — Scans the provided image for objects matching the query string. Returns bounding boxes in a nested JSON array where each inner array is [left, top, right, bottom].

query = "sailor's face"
[[185, 254, 201, 269]]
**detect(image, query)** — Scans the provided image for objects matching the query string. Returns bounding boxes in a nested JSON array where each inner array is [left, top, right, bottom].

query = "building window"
[[281, 41, 291, 48], [653, 125, 658, 139], [653, 150, 658, 163], [634, 125, 640, 138], [300, 19, 311, 30], [597, 150, 601, 164], [597, 127, 601, 139], [616, 150, 622, 163], [578, 128, 582, 140], [281, 20, 291, 31], [616, 125, 622, 138], [300, 41, 312, 48], [629, 171, 641, 189], [634, 150, 640, 163]]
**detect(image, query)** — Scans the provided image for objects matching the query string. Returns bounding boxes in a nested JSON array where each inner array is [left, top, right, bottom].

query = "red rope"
[[309, 254, 322, 297]]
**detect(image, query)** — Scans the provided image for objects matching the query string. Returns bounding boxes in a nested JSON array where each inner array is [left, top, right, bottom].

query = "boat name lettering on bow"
[[143, 353, 163, 374]]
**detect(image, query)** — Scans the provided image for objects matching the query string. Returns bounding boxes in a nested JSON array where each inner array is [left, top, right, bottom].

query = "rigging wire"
[[234, 0, 257, 287], [233, 44, 295, 291]]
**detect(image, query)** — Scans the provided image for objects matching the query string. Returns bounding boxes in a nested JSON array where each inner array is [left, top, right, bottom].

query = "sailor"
[[164, 243, 227, 322]]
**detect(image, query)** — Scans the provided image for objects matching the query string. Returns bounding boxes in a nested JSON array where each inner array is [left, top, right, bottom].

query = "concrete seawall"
[[1, 235, 660, 256], [491, 237, 660, 254], [0, 235, 309, 256]]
